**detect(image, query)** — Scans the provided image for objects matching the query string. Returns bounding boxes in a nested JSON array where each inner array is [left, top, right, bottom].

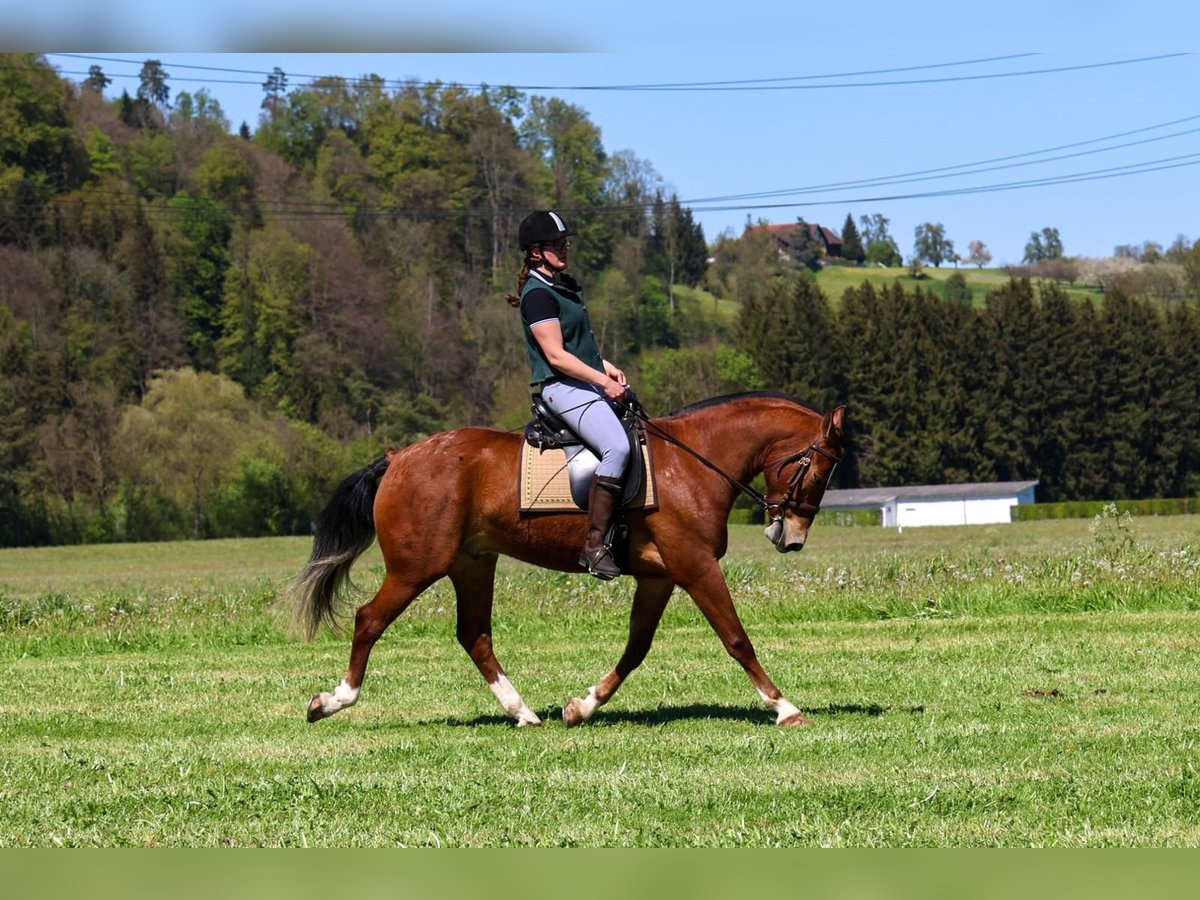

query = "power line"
[[684, 154, 1200, 213], [49, 51, 1042, 87], [685, 124, 1200, 203], [686, 111, 1200, 202], [41, 51, 1190, 93], [18, 151, 1200, 225]]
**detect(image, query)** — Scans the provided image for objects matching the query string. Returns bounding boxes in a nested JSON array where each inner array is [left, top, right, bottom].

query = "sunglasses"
[[543, 239, 572, 252]]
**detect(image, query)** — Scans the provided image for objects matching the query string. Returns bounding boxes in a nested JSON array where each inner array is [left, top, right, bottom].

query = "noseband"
[[764, 441, 843, 521]]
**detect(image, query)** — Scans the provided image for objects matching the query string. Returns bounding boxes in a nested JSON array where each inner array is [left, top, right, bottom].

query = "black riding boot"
[[579, 474, 623, 580]]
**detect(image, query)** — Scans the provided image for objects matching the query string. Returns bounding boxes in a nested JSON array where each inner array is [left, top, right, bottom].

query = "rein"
[[616, 396, 841, 522]]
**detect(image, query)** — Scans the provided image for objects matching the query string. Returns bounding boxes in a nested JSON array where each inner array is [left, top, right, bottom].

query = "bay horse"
[[291, 392, 845, 728]]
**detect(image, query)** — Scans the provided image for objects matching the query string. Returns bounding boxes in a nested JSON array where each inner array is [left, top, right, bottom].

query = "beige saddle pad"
[[519, 441, 657, 513]]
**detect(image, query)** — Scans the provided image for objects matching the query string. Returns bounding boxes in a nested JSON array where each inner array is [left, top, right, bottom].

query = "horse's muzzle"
[[763, 519, 805, 553]]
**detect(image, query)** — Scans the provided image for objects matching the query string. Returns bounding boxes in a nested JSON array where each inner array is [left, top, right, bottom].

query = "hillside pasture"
[[814, 265, 1104, 307], [2, 515, 1199, 846]]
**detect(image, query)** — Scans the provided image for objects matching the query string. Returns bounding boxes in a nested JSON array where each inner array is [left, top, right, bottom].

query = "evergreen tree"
[[1035, 285, 1090, 501], [835, 281, 907, 486], [1159, 300, 1200, 496], [261, 67, 288, 120], [980, 278, 1046, 484], [737, 273, 836, 410], [1092, 289, 1161, 499], [84, 65, 111, 92], [840, 212, 865, 263], [789, 219, 823, 271]]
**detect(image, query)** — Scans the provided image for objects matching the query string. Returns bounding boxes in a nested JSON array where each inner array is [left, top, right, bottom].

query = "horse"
[[290, 392, 846, 728]]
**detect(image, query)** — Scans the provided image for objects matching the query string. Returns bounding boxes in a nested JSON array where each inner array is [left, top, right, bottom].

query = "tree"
[[913, 222, 954, 267], [1023, 231, 1045, 264], [84, 65, 111, 92], [966, 240, 992, 268], [840, 212, 865, 263], [942, 272, 971, 305], [639, 345, 761, 414], [262, 67, 288, 120], [1024, 227, 1063, 264], [137, 59, 171, 109], [216, 226, 312, 406], [859, 213, 902, 266], [789, 218, 823, 271], [116, 368, 256, 539], [520, 95, 609, 270], [0, 54, 89, 244], [1041, 227, 1064, 261], [1139, 241, 1164, 264], [649, 192, 708, 300], [738, 273, 838, 410], [1165, 234, 1192, 264]]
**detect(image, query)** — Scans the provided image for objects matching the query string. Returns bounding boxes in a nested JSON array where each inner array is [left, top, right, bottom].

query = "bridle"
[[762, 441, 843, 523]]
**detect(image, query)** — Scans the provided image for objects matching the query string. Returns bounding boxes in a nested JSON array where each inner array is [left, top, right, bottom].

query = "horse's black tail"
[[289, 456, 391, 641]]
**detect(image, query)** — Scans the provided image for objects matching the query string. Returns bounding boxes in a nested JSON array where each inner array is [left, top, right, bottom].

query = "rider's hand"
[[602, 360, 627, 387], [601, 377, 628, 401]]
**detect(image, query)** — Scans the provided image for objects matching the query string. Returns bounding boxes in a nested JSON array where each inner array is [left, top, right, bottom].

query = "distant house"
[[746, 222, 844, 259], [821, 481, 1039, 528]]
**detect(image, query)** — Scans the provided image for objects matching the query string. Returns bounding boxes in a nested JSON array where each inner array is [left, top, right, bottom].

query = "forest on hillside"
[[2, 54, 1198, 547]]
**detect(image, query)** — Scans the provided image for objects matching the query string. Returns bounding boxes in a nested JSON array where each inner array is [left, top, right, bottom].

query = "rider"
[[506, 210, 630, 580]]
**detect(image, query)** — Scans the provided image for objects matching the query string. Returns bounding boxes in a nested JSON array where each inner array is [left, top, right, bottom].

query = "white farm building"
[[821, 481, 1039, 528]]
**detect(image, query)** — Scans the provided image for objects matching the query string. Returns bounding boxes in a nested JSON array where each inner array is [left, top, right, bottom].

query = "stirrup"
[[579, 546, 620, 581]]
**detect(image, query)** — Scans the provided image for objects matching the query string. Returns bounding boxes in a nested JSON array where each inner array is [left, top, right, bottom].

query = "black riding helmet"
[[518, 210, 577, 250]]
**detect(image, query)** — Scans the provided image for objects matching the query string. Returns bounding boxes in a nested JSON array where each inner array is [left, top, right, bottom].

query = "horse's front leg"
[[563, 576, 674, 727], [450, 554, 541, 727], [681, 562, 811, 726], [308, 572, 430, 722]]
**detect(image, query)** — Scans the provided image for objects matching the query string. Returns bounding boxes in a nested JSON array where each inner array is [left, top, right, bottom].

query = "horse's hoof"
[[307, 693, 329, 723], [563, 699, 586, 728], [779, 711, 812, 727]]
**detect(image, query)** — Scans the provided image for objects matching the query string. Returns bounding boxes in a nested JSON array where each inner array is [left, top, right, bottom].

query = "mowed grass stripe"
[[4, 612, 1200, 845], [2, 517, 1199, 845]]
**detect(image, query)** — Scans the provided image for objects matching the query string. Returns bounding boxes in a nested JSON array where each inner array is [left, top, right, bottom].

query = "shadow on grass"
[[434, 701, 922, 728]]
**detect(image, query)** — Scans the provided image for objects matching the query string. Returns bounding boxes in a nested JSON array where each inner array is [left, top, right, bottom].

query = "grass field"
[[813, 265, 1104, 307], [2, 514, 1199, 846]]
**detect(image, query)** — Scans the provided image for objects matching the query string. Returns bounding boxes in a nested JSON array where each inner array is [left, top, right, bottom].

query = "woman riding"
[[506, 210, 630, 580]]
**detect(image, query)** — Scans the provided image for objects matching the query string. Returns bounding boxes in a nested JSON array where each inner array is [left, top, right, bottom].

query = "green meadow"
[[813, 265, 1104, 307], [2, 512, 1198, 846]]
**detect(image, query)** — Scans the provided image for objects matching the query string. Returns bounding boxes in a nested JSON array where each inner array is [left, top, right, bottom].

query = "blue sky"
[[19, 2, 1200, 265]]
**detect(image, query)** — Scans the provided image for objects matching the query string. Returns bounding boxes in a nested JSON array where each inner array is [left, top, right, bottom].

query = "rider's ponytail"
[[505, 255, 535, 307]]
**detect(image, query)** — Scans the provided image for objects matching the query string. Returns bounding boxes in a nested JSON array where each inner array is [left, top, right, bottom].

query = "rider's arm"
[[530, 321, 626, 400]]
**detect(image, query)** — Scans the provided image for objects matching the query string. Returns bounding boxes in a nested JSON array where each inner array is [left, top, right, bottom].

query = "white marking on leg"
[[333, 679, 359, 708], [314, 679, 360, 719], [574, 685, 602, 722], [490, 674, 542, 726], [758, 688, 802, 724]]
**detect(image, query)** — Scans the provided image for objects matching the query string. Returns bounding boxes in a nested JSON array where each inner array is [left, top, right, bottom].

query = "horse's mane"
[[661, 390, 821, 420]]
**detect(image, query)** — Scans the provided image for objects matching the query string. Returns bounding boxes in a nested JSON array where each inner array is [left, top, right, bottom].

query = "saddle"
[[519, 392, 656, 513]]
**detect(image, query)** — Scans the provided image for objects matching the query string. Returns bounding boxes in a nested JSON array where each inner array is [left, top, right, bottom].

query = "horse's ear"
[[824, 405, 846, 437]]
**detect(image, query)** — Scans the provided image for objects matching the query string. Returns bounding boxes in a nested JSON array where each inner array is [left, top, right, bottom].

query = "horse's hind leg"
[[307, 572, 432, 722], [450, 553, 541, 727], [563, 576, 674, 727]]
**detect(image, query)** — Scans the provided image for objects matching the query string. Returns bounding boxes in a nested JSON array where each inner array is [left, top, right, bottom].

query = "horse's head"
[[762, 405, 845, 553]]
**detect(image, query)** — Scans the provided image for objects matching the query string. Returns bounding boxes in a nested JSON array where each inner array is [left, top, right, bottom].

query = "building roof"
[[822, 481, 1039, 509], [747, 222, 843, 249]]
